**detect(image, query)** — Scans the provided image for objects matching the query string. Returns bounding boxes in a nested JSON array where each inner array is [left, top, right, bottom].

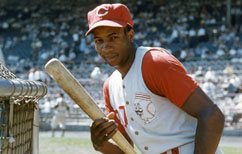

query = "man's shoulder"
[[142, 47, 174, 70], [137, 46, 170, 53]]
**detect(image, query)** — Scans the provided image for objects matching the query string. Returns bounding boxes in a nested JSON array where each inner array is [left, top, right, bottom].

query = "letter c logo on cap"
[[96, 6, 109, 17]]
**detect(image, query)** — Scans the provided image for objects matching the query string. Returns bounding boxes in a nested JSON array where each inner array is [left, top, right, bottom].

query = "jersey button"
[[135, 131, 139, 135], [126, 101, 129, 105], [144, 146, 148, 150], [130, 117, 134, 121], [123, 85, 125, 88]]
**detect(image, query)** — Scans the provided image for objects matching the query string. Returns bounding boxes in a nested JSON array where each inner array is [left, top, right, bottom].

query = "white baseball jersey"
[[55, 98, 70, 115], [51, 98, 69, 129], [107, 46, 198, 154]]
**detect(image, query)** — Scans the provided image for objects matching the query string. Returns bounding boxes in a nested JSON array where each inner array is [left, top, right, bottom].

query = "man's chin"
[[108, 63, 119, 68]]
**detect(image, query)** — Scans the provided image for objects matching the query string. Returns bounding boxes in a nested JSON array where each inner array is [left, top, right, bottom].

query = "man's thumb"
[[107, 112, 115, 120]]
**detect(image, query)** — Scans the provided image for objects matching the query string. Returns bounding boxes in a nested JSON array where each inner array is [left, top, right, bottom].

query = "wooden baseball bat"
[[45, 58, 137, 154]]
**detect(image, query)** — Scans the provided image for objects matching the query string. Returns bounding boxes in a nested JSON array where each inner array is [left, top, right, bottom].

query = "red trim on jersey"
[[119, 106, 128, 128], [142, 49, 199, 107], [103, 78, 126, 134], [161, 147, 179, 154], [172, 147, 179, 154], [135, 93, 151, 100]]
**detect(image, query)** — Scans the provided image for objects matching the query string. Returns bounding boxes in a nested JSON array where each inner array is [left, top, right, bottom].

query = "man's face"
[[91, 26, 134, 69]]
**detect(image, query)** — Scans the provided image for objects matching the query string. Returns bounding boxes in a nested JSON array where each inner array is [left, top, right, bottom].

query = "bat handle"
[[112, 131, 137, 154]]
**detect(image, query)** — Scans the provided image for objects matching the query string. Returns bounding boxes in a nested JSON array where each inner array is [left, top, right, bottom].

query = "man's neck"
[[117, 45, 137, 79]]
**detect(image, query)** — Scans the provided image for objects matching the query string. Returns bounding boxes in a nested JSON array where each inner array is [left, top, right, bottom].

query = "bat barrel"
[[45, 58, 137, 154], [45, 58, 105, 120]]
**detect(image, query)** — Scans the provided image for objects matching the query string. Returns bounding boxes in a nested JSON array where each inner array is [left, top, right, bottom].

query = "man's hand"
[[90, 112, 118, 150]]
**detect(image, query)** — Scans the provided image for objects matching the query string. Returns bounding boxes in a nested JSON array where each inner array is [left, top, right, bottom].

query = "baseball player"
[[86, 3, 224, 154], [51, 93, 70, 137]]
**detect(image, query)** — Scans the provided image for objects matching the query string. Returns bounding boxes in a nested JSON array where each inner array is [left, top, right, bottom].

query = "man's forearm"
[[194, 106, 224, 154], [94, 140, 125, 154]]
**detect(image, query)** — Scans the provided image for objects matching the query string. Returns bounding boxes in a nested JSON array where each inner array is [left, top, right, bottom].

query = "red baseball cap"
[[85, 3, 134, 36]]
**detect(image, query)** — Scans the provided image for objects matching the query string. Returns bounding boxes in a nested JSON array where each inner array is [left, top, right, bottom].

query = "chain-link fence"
[[0, 64, 47, 154]]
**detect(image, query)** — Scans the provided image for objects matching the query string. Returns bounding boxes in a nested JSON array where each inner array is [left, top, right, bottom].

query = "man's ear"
[[127, 29, 134, 42]]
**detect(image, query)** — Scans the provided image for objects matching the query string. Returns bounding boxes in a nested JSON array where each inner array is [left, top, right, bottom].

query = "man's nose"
[[101, 41, 112, 52]]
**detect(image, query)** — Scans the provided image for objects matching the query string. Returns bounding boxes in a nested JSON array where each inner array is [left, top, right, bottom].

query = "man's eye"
[[95, 39, 103, 44], [111, 36, 118, 40]]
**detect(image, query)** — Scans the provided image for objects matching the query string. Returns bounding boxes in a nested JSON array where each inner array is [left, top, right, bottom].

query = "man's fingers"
[[104, 127, 118, 141], [97, 121, 117, 141], [93, 120, 117, 136], [91, 118, 107, 130], [91, 112, 115, 128], [90, 118, 118, 148]]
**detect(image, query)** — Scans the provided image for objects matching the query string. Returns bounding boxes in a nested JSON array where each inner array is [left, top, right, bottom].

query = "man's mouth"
[[105, 55, 118, 63]]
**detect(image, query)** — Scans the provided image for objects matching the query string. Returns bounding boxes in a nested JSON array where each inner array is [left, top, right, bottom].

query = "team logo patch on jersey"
[[134, 93, 156, 124]]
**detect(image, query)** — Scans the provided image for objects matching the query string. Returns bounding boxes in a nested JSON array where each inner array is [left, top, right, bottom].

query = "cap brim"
[[85, 20, 127, 36]]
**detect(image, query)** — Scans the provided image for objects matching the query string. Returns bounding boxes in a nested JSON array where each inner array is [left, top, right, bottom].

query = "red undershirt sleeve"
[[103, 78, 126, 134], [142, 49, 199, 107]]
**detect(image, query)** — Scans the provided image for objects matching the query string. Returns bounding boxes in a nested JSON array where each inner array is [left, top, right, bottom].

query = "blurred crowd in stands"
[[0, 0, 242, 127]]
